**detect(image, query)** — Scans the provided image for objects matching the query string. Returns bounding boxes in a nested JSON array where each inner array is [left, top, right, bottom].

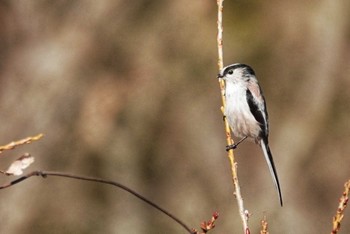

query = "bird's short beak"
[[217, 74, 224, 79]]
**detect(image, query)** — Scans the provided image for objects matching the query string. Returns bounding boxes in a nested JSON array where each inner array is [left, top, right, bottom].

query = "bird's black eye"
[[228, 69, 234, 75]]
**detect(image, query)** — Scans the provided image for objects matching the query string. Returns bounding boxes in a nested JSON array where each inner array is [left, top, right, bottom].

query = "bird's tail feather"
[[260, 139, 283, 206]]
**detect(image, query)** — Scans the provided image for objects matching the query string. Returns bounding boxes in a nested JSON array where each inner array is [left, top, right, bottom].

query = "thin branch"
[[331, 179, 350, 234], [216, 0, 249, 233], [0, 170, 195, 234], [260, 216, 269, 234], [217, 0, 224, 72], [0, 134, 44, 154]]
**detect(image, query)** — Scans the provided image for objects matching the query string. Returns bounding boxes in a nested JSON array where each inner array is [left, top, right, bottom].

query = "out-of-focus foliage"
[[0, 1, 349, 233]]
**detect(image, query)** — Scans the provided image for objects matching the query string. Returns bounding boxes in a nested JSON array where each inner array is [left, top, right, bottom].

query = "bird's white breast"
[[224, 81, 261, 139]]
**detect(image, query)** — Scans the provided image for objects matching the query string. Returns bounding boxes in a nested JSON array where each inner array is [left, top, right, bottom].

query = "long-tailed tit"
[[217, 63, 283, 206]]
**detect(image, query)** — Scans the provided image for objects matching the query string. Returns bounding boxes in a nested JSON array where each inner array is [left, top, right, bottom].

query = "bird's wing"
[[246, 87, 268, 139]]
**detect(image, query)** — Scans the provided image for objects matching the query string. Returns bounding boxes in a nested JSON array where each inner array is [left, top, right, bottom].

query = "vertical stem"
[[217, 0, 224, 71], [216, 0, 249, 232]]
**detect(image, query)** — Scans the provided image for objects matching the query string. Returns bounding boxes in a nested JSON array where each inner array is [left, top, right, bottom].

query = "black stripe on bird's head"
[[217, 63, 255, 79]]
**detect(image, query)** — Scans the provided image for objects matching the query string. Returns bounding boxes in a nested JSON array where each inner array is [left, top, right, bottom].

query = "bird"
[[217, 63, 283, 206]]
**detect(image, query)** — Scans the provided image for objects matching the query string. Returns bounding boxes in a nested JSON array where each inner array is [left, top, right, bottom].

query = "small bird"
[[217, 63, 283, 206]]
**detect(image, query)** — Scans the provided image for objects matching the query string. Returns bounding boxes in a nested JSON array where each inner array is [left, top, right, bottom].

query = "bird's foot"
[[225, 136, 248, 152], [226, 144, 237, 151]]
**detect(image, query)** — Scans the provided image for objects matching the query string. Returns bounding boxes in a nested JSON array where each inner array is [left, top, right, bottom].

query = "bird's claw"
[[226, 144, 237, 151], [225, 136, 248, 151]]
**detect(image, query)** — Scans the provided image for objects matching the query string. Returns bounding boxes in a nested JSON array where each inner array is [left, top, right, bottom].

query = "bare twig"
[[331, 180, 350, 234], [260, 216, 269, 234], [0, 134, 44, 154], [216, 0, 249, 232], [217, 0, 224, 72], [0, 170, 195, 234]]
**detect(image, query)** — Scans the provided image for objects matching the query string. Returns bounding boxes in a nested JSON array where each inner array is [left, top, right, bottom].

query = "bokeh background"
[[0, 1, 350, 233]]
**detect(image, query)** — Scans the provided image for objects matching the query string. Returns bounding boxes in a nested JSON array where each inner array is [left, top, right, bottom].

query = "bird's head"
[[217, 63, 255, 82]]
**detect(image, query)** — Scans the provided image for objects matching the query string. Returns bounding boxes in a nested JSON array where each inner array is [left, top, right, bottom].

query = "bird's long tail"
[[260, 139, 283, 206]]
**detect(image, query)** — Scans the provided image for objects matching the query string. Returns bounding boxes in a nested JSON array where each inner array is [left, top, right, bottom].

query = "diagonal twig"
[[0, 170, 195, 234], [331, 180, 350, 234], [0, 134, 44, 154]]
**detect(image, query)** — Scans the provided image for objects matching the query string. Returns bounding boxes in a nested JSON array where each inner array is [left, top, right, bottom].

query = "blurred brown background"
[[0, 1, 350, 233]]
